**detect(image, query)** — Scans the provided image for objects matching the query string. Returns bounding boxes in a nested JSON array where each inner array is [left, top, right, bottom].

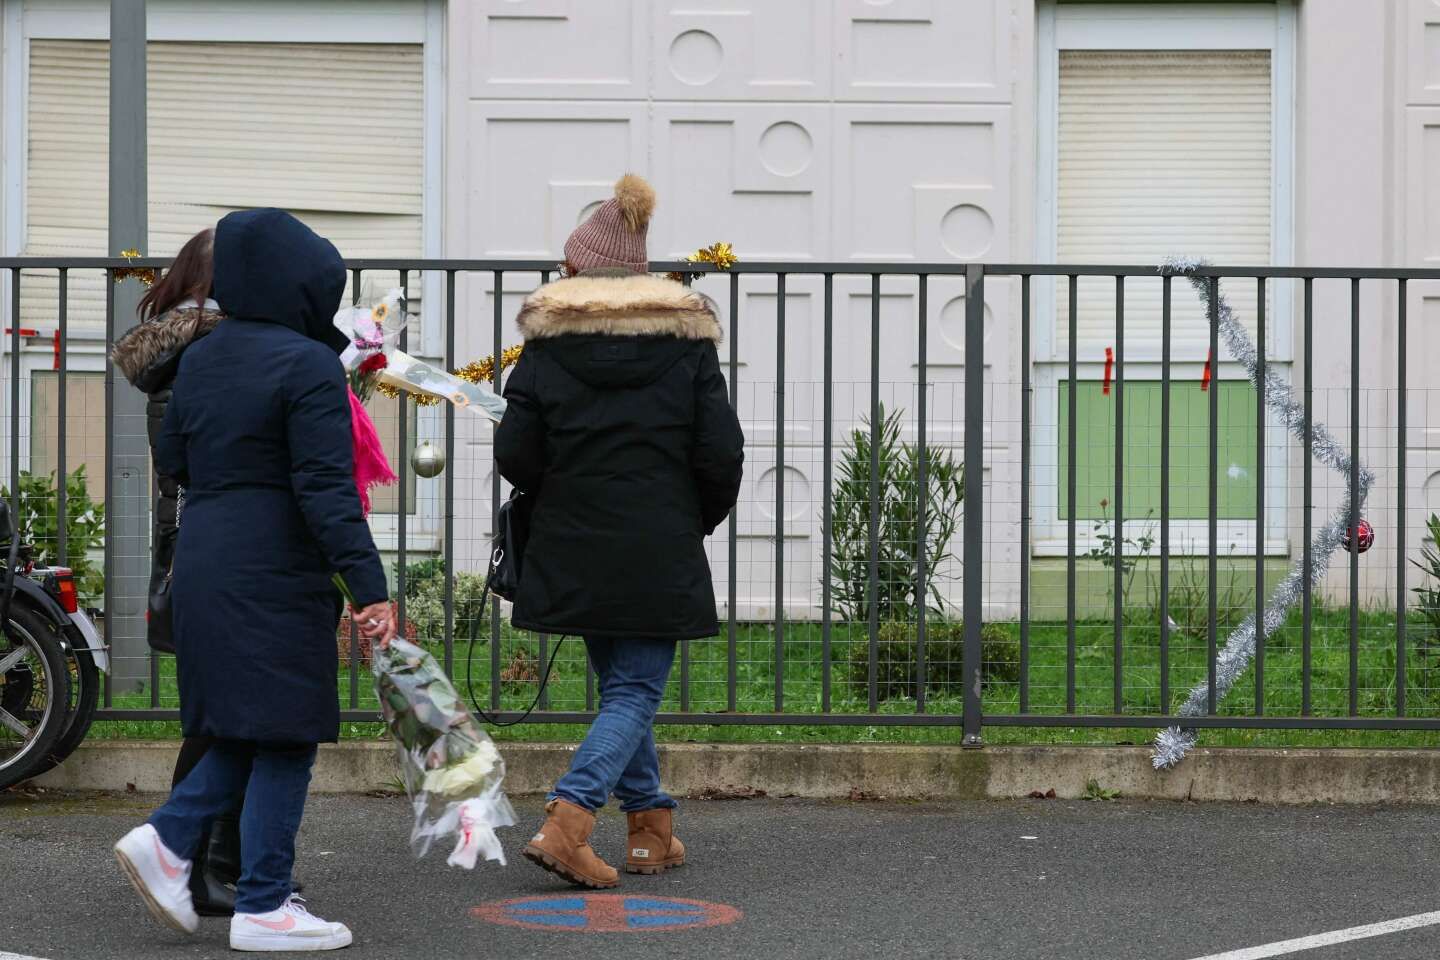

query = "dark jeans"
[[172, 736, 217, 788], [149, 740, 316, 914], [551, 638, 678, 814]]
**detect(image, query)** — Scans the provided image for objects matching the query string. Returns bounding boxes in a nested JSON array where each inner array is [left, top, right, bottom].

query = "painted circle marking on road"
[[472, 894, 742, 933]]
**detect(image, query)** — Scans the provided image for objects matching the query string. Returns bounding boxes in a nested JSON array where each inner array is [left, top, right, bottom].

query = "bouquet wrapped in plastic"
[[372, 636, 516, 868], [333, 288, 508, 424]]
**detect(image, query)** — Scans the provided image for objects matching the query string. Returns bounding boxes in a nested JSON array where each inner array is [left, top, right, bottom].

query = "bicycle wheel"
[[0, 605, 72, 790]]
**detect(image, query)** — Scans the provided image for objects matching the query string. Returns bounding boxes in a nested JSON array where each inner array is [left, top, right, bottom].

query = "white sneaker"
[[230, 895, 353, 952], [113, 823, 201, 934]]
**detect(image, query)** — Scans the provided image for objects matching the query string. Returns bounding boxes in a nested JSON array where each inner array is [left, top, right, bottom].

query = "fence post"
[[962, 264, 985, 747], [106, 0, 151, 694]]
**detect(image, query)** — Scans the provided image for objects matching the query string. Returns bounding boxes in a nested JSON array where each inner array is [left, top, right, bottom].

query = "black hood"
[[212, 208, 348, 354]]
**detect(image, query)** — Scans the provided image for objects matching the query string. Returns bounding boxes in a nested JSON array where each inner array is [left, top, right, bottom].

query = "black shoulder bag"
[[465, 489, 564, 726]]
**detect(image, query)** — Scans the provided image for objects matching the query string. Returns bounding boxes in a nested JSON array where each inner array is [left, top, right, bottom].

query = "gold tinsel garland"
[[377, 343, 525, 406], [113, 249, 156, 287], [382, 243, 736, 406], [666, 241, 738, 283]]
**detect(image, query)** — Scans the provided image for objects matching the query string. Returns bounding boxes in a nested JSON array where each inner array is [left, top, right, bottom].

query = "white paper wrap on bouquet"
[[379, 350, 508, 423], [373, 637, 516, 869], [334, 288, 509, 423]]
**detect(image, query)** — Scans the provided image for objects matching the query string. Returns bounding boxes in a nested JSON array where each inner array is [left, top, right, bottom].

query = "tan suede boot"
[[626, 808, 686, 875], [523, 799, 619, 889]]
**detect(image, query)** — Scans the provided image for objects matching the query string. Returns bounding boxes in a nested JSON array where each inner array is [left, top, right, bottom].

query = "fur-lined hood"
[[111, 305, 224, 394], [516, 274, 722, 343]]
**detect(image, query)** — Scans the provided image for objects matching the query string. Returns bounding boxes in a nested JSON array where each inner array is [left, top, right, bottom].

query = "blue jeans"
[[551, 638, 678, 814], [148, 740, 316, 915]]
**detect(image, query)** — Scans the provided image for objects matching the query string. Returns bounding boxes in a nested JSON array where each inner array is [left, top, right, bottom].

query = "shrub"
[[402, 567, 490, 646], [843, 620, 1018, 703], [0, 466, 105, 601], [395, 556, 447, 601], [1152, 540, 1255, 641], [828, 405, 964, 624], [1412, 514, 1440, 653]]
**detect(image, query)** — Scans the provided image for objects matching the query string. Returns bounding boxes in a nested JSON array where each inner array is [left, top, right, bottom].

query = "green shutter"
[[1058, 380, 1258, 521]]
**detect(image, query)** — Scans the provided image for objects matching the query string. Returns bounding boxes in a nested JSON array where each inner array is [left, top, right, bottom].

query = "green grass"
[[90, 600, 1440, 750]]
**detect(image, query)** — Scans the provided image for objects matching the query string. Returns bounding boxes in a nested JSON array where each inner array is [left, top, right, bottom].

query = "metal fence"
[[4, 256, 1440, 744]]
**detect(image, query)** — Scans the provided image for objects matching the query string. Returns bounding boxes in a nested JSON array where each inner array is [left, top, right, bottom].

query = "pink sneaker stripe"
[[246, 914, 298, 932], [152, 834, 185, 880]]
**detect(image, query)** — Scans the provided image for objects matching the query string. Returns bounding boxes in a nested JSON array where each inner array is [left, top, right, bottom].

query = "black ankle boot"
[[188, 812, 305, 916], [190, 815, 240, 917]]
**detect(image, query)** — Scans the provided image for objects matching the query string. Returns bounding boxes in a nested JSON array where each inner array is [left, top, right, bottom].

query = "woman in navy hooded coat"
[[113, 209, 394, 952]]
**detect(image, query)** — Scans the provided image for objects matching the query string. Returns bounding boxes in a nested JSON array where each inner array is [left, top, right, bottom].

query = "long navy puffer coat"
[[156, 209, 387, 744]]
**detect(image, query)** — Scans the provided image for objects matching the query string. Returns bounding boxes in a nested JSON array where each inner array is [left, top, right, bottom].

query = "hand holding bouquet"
[[374, 636, 515, 868]]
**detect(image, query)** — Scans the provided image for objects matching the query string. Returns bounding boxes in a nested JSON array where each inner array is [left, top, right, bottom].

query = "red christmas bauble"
[[1342, 518, 1374, 554]]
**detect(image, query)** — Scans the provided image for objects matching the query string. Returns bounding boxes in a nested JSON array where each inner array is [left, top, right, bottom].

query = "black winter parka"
[[494, 271, 745, 642]]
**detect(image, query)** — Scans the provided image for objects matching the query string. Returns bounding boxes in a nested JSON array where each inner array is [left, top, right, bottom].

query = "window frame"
[[0, 1, 445, 550], [1032, 1, 1296, 556]]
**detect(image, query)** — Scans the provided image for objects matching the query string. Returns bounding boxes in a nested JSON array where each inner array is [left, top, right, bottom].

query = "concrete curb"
[[31, 741, 1440, 804]]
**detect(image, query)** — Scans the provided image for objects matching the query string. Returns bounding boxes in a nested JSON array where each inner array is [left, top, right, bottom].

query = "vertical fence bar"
[[103, 272, 114, 708], [586, 653, 595, 712], [536, 270, 554, 713], [680, 640, 690, 712], [868, 273, 881, 714], [1160, 275, 1171, 712], [396, 270, 409, 632], [1066, 275, 1077, 714], [822, 273, 834, 713], [443, 270, 456, 675], [56, 270, 68, 571], [348, 269, 361, 710], [916, 273, 929, 713], [491, 271, 503, 711], [1397, 279, 1408, 717], [1207, 276, 1219, 714], [149, 242, 159, 712], [9, 270, 19, 523], [1349, 277, 1360, 716], [1302, 277, 1314, 714], [1255, 277, 1266, 714], [1113, 275, 1124, 714], [680, 642, 690, 714], [727, 271, 739, 713], [775, 272, 786, 713], [962, 264, 985, 745], [1019, 275, 1031, 713]]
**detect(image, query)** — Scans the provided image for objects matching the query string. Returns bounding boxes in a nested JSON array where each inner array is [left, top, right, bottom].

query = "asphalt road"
[[2, 789, 1439, 960]]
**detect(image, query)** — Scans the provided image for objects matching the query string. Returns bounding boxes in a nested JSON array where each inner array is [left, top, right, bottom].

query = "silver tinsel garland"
[[1151, 258, 1373, 768]]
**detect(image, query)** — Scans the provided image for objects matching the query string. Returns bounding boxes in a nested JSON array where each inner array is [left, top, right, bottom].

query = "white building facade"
[[1, 0, 1437, 618]]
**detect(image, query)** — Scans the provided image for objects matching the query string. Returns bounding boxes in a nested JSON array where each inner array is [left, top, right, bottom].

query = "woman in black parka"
[[112, 228, 243, 917], [499, 175, 744, 889], [113, 209, 394, 952]]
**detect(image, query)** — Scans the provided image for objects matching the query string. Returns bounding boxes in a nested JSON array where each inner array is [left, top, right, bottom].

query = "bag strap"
[[463, 563, 564, 728]]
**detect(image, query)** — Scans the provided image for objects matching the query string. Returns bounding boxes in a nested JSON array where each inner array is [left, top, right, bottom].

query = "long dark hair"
[[137, 228, 215, 322]]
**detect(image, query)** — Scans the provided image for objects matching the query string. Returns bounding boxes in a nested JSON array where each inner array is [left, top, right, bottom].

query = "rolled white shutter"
[[1056, 50, 1272, 359], [23, 39, 423, 328]]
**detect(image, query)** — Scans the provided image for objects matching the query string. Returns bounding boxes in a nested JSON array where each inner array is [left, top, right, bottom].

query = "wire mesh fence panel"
[[4, 258, 1439, 735]]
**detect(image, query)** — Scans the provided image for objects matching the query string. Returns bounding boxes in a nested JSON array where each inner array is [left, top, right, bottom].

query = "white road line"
[[0, 952, 52, 960], [1184, 910, 1440, 960]]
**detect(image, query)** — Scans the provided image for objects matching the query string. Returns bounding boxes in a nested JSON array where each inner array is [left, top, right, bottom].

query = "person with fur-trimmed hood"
[[497, 174, 744, 889], [112, 229, 244, 918]]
